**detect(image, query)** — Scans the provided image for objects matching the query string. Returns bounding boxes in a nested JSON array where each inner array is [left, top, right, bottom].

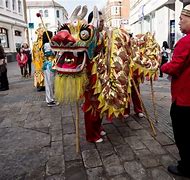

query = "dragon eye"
[[79, 25, 91, 41]]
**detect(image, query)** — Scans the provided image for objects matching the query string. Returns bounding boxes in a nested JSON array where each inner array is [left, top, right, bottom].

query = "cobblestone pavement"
[[0, 62, 189, 180]]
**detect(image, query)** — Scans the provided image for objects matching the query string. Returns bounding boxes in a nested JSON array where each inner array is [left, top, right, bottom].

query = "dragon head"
[[50, 6, 101, 74]]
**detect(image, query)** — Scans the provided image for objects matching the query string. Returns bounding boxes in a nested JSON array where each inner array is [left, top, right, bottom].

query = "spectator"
[[0, 39, 9, 91], [159, 41, 171, 77], [22, 43, 32, 77], [16, 48, 28, 77], [161, 4, 190, 178]]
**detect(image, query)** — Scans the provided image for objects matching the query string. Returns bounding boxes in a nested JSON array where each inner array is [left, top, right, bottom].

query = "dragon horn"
[[92, 6, 99, 28], [78, 5, 88, 20], [70, 5, 81, 21]]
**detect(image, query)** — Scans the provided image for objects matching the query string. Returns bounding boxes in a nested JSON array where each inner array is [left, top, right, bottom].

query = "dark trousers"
[[20, 66, 28, 77], [159, 58, 168, 77], [170, 102, 190, 173], [0, 69, 9, 89], [27, 60, 32, 76]]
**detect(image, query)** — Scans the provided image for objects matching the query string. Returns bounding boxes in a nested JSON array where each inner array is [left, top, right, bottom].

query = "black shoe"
[[168, 165, 190, 178]]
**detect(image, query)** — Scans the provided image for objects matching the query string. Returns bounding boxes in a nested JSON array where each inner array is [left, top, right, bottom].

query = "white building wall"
[[154, 7, 170, 46], [0, 0, 27, 61], [129, 0, 184, 48], [27, 6, 67, 48]]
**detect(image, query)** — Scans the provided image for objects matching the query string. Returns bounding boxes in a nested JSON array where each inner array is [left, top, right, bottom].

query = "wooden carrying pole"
[[75, 101, 80, 153], [131, 79, 157, 136], [150, 76, 158, 123]]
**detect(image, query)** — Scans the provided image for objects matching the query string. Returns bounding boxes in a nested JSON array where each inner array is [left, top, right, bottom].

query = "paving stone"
[[148, 167, 173, 180], [96, 141, 115, 157], [127, 120, 143, 130], [107, 133, 125, 146], [165, 144, 180, 160], [82, 149, 102, 168], [125, 136, 146, 150], [135, 129, 154, 140], [110, 174, 131, 180], [124, 161, 147, 180], [160, 154, 176, 168], [49, 141, 63, 156], [0, 148, 47, 179], [155, 132, 174, 145], [63, 134, 76, 146], [142, 139, 166, 155], [103, 124, 120, 135], [46, 155, 65, 175], [65, 160, 86, 180], [46, 174, 65, 180], [102, 154, 125, 176], [86, 167, 106, 180], [51, 129, 63, 141], [62, 123, 75, 134], [118, 126, 136, 137], [80, 140, 96, 151], [112, 118, 127, 127], [114, 144, 135, 161], [64, 145, 82, 161], [134, 148, 152, 158], [139, 155, 161, 168]]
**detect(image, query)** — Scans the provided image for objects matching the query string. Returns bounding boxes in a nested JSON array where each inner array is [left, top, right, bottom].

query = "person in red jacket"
[[16, 47, 28, 77], [161, 4, 190, 178]]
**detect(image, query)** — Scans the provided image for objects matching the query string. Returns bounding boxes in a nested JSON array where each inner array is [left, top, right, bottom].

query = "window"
[[56, 10, 60, 18], [12, 0, 16, 11], [5, 0, 9, 8], [18, 0, 21, 13], [111, 6, 121, 16], [0, 28, 9, 48], [39, 10, 43, 17], [15, 30, 21, 36], [44, 10, 48, 17]]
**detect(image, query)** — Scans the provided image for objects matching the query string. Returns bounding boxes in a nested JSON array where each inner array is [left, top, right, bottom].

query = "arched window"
[[44, 10, 48, 17], [18, 0, 21, 13], [5, 0, 9, 8], [12, 0, 16, 11], [56, 10, 60, 18]]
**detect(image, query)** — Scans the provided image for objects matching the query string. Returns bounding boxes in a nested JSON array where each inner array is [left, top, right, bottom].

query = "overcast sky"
[[56, 0, 107, 16]]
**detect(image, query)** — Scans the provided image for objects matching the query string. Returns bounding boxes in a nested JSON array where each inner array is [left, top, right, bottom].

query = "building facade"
[[0, 0, 27, 61], [129, 0, 189, 48], [26, 0, 67, 48], [105, 0, 130, 30]]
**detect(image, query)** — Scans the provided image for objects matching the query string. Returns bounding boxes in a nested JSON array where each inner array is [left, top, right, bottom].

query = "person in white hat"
[[161, 4, 190, 178]]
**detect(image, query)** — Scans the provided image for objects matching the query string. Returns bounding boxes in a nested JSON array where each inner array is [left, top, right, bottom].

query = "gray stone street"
[[0, 62, 189, 180]]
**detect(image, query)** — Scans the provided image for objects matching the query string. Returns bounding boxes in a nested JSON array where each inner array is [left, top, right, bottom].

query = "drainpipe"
[[23, 0, 29, 44]]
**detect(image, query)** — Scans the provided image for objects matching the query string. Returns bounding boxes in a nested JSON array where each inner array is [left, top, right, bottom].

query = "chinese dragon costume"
[[32, 27, 45, 90], [50, 6, 160, 142]]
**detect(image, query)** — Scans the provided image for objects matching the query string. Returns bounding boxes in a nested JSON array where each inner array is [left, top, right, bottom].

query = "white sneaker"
[[95, 138, 103, 143], [100, 131, 106, 136], [138, 113, 144, 118], [123, 114, 129, 118]]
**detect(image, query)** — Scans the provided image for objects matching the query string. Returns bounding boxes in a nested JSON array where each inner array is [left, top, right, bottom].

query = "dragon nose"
[[52, 30, 76, 44]]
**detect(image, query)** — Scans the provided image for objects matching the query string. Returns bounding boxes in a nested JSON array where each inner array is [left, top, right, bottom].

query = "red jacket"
[[161, 33, 190, 106], [16, 53, 28, 67]]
